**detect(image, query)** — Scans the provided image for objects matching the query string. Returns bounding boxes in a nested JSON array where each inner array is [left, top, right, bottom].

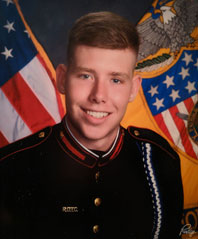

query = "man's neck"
[[65, 117, 120, 153]]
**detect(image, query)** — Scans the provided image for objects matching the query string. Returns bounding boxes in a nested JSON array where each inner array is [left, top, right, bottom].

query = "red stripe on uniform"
[[169, 105, 196, 159], [61, 135, 85, 160], [1, 73, 56, 133], [110, 133, 123, 160], [0, 131, 9, 148], [37, 54, 65, 118], [154, 113, 174, 143]]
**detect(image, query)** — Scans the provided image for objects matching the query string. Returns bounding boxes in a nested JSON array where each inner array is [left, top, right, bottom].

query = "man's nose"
[[88, 79, 108, 104]]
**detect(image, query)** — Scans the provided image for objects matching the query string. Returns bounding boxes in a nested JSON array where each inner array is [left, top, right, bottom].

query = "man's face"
[[56, 45, 141, 151]]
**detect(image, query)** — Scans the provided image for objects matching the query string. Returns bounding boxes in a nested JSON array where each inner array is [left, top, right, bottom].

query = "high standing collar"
[[56, 117, 124, 168]]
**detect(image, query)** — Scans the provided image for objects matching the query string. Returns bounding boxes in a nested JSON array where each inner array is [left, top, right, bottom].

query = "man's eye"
[[80, 74, 91, 79], [112, 78, 121, 84]]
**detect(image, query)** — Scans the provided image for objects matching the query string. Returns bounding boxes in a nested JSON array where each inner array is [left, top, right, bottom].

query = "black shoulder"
[[0, 126, 53, 161], [127, 125, 179, 160]]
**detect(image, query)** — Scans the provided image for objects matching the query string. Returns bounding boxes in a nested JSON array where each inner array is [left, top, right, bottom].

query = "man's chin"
[[76, 125, 119, 150]]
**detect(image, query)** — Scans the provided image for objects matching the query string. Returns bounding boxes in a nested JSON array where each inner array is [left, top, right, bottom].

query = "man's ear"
[[56, 64, 67, 94], [129, 74, 142, 102]]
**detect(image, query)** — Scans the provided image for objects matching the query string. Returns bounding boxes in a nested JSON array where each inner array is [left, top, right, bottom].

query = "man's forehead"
[[68, 45, 136, 73]]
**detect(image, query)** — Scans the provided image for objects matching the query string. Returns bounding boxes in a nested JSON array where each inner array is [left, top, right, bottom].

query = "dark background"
[[18, 0, 153, 67]]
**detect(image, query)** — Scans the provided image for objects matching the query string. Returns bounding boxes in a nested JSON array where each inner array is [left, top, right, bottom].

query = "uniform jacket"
[[0, 118, 183, 239]]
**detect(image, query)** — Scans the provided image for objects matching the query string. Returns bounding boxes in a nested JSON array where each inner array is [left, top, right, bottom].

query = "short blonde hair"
[[67, 11, 139, 64]]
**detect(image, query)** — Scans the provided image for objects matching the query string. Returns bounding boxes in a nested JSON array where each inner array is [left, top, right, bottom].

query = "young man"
[[0, 12, 183, 239]]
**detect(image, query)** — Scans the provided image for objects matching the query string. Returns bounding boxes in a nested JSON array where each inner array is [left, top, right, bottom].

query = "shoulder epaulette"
[[0, 126, 52, 161], [127, 125, 179, 160]]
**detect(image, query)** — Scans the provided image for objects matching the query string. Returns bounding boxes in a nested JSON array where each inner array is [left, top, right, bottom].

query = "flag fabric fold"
[[0, 0, 65, 148]]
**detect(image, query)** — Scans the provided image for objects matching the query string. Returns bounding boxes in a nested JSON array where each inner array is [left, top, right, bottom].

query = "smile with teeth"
[[86, 110, 109, 119]]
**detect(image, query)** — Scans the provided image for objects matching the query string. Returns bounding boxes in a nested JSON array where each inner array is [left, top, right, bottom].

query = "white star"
[[4, 20, 15, 33], [24, 29, 30, 38], [169, 89, 180, 102], [1, 46, 13, 60], [182, 52, 193, 66], [194, 58, 198, 70], [179, 67, 190, 80], [185, 81, 196, 94], [148, 85, 158, 97], [153, 97, 164, 111], [163, 75, 175, 88], [2, 0, 14, 6]]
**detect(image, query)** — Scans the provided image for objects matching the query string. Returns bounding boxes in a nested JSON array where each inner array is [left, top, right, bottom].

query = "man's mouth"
[[86, 110, 109, 119]]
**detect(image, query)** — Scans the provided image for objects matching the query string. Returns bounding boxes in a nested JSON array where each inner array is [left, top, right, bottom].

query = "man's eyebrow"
[[71, 66, 96, 74], [110, 72, 130, 79]]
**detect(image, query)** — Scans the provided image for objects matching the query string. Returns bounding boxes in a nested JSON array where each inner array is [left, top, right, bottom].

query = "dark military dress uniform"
[[0, 117, 183, 239]]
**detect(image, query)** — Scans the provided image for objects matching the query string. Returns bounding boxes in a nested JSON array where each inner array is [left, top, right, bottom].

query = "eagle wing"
[[174, 0, 198, 34], [137, 16, 170, 61]]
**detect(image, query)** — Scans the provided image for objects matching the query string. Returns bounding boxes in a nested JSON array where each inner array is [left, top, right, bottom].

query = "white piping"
[[65, 117, 120, 158]]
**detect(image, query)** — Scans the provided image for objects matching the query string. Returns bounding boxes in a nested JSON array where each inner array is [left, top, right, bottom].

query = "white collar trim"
[[65, 118, 120, 158]]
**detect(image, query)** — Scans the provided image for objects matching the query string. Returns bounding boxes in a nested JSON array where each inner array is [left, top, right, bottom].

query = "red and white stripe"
[[0, 54, 64, 148], [154, 95, 198, 159]]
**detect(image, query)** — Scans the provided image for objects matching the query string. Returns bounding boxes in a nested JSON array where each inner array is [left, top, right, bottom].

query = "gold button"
[[38, 132, 45, 138], [94, 197, 102, 207], [134, 130, 140, 136], [95, 171, 100, 183], [60, 131, 64, 138], [93, 225, 99, 233]]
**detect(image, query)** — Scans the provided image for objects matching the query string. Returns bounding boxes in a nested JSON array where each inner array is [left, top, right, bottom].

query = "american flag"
[[142, 49, 198, 160], [0, 0, 64, 147]]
